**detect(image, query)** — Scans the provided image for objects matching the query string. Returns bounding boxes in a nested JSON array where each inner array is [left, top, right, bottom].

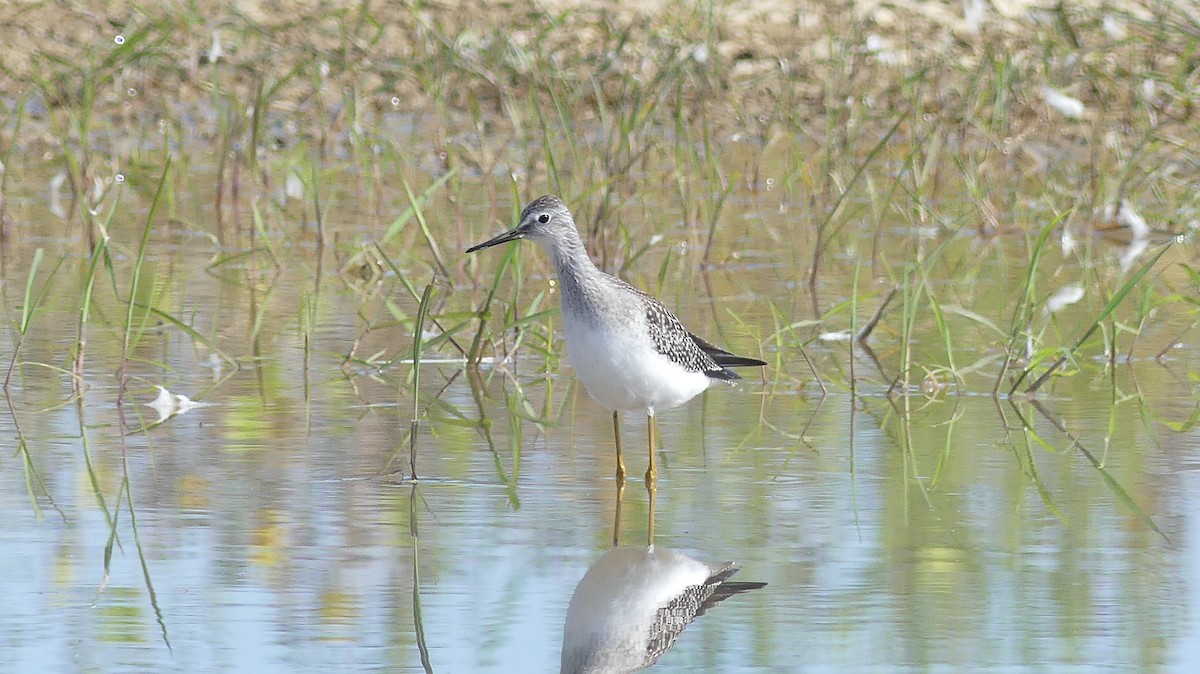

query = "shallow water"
[[1, 159, 1198, 673]]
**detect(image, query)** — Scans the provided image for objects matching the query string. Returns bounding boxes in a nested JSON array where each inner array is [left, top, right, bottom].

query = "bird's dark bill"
[[466, 227, 523, 253]]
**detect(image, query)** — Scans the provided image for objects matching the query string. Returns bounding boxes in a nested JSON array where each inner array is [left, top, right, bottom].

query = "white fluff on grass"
[[1061, 228, 1077, 256], [1117, 200, 1151, 240], [1142, 79, 1157, 102], [865, 34, 907, 66], [1119, 237, 1149, 274], [286, 172, 305, 199], [1041, 86, 1085, 119], [964, 0, 986, 34], [49, 172, 68, 220], [1103, 15, 1126, 40], [208, 30, 222, 64]]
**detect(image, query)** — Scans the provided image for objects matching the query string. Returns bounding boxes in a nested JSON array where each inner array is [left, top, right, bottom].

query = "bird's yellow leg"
[[645, 412, 658, 484], [613, 411, 626, 482]]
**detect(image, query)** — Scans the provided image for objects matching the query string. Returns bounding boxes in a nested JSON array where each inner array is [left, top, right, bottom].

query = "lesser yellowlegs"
[[467, 195, 766, 483], [560, 546, 766, 673]]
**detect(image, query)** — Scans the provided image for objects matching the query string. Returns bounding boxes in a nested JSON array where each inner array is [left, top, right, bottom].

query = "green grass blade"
[[19, 248, 45, 335], [382, 168, 458, 244], [1023, 243, 1173, 394], [123, 160, 172, 356]]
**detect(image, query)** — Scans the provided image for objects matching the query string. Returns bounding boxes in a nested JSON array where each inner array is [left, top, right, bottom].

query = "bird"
[[466, 195, 766, 483], [560, 545, 766, 674]]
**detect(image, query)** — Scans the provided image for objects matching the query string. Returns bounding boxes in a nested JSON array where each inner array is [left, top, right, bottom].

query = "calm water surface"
[[1, 168, 1198, 673]]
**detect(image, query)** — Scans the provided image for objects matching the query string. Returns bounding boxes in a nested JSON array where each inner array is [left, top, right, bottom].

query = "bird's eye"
[[538, 214, 550, 224]]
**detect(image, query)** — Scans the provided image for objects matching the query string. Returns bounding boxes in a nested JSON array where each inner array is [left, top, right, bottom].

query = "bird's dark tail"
[[696, 564, 767, 617], [690, 332, 767, 380]]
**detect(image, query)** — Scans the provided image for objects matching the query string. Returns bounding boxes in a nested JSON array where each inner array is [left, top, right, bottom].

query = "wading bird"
[[467, 195, 765, 483]]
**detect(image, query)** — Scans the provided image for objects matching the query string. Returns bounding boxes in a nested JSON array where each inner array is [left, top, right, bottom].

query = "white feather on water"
[[147, 386, 206, 423], [1045, 285, 1085, 314]]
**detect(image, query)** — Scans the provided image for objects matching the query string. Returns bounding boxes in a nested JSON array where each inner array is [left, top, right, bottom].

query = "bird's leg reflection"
[[645, 411, 657, 546], [610, 464, 654, 548], [612, 411, 626, 482], [645, 410, 657, 483], [611, 477, 626, 547], [646, 474, 656, 547]]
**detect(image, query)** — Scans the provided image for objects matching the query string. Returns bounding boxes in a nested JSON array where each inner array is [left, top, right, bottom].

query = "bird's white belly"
[[563, 315, 710, 413]]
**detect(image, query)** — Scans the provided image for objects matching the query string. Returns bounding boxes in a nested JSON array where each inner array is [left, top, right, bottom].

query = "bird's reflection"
[[562, 481, 765, 673]]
